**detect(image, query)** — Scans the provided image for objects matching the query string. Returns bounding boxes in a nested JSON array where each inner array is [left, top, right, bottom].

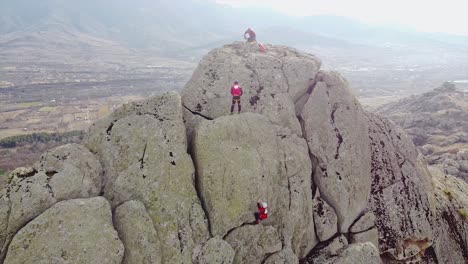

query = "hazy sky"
[[216, 0, 468, 35]]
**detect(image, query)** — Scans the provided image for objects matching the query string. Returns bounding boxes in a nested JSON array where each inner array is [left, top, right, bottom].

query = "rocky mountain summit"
[[376, 82, 468, 182], [0, 42, 467, 263]]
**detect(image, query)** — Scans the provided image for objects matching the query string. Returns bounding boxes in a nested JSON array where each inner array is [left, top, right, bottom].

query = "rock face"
[[4, 197, 124, 264], [1, 42, 466, 264], [366, 112, 435, 262], [181, 42, 321, 136], [192, 113, 317, 257], [224, 225, 282, 264], [313, 192, 338, 242], [301, 72, 372, 233], [114, 200, 162, 264], [430, 167, 468, 263], [0, 144, 102, 262], [194, 236, 235, 264], [87, 92, 209, 263], [376, 82, 468, 182]]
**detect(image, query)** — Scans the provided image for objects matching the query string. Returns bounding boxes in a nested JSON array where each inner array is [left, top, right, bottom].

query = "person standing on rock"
[[244, 27, 257, 43], [255, 199, 268, 224], [230, 80, 243, 114]]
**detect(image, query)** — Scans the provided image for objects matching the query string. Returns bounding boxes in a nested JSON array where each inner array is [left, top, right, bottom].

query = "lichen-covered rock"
[[225, 225, 282, 264], [329, 243, 380, 264], [194, 236, 235, 264], [33, 143, 102, 199], [350, 228, 379, 250], [263, 247, 299, 264], [192, 113, 316, 258], [181, 42, 321, 135], [0, 144, 102, 262], [87, 92, 209, 263], [366, 112, 434, 262], [431, 167, 468, 263], [114, 200, 162, 264], [4, 197, 124, 264], [301, 72, 371, 232], [302, 235, 348, 263], [349, 211, 376, 233], [313, 191, 338, 241]]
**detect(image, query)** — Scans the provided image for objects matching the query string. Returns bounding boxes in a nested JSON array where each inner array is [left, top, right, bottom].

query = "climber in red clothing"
[[230, 80, 243, 114], [255, 199, 268, 224], [244, 27, 257, 43]]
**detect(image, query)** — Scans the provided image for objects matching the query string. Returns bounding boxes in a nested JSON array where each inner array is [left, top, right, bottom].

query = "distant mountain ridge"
[[1, 0, 467, 55]]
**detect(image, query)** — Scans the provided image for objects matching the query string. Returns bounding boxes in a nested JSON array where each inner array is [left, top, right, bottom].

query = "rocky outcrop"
[[224, 225, 282, 264], [87, 92, 209, 263], [366, 112, 434, 262], [192, 113, 317, 257], [0, 143, 102, 262], [181, 42, 321, 136], [264, 248, 299, 264], [193, 236, 235, 264], [376, 82, 468, 182], [4, 197, 124, 264], [313, 192, 338, 242], [301, 72, 371, 233], [114, 200, 162, 264], [1, 42, 465, 264], [430, 167, 468, 263]]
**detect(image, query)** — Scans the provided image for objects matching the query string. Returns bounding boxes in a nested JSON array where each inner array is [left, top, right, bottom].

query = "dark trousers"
[[247, 36, 256, 43], [231, 96, 241, 113]]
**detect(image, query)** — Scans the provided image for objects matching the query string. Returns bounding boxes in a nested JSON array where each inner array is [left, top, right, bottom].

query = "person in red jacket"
[[255, 199, 268, 224], [230, 80, 243, 114], [244, 27, 257, 43]]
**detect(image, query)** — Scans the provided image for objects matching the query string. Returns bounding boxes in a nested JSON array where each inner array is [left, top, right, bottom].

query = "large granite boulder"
[[0, 144, 102, 262], [366, 112, 434, 262], [313, 191, 338, 242], [225, 225, 282, 264], [430, 167, 468, 263], [300, 71, 371, 233], [114, 200, 162, 264], [4, 197, 123, 264], [181, 42, 321, 135], [191, 113, 316, 257], [193, 236, 235, 264], [86, 92, 209, 263]]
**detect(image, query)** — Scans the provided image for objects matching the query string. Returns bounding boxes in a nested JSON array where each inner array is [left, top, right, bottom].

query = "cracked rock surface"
[[181, 41, 321, 136], [4, 197, 124, 264], [301, 71, 372, 233], [0, 42, 465, 264], [0, 143, 102, 262], [87, 92, 209, 263], [366, 112, 435, 262]]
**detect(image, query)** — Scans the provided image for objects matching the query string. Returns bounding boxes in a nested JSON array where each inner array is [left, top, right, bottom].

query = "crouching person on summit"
[[255, 199, 269, 224], [230, 80, 243, 114]]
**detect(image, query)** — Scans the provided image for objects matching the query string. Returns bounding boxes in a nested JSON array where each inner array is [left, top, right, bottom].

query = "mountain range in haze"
[[0, 0, 467, 96]]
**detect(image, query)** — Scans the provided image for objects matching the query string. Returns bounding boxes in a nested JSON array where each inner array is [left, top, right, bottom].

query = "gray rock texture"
[[224, 225, 282, 264], [2, 43, 466, 264], [263, 248, 299, 264], [376, 82, 468, 182], [430, 166, 468, 264], [0, 144, 102, 262], [4, 197, 124, 264], [366, 112, 434, 262], [301, 71, 371, 233], [193, 236, 235, 264], [192, 113, 317, 258], [181, 42, 321, 135], [87, 92, 209, 263], [114, 200, 162, 264], [349, 211, 376, 233], [313, 191, 338, 242]]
